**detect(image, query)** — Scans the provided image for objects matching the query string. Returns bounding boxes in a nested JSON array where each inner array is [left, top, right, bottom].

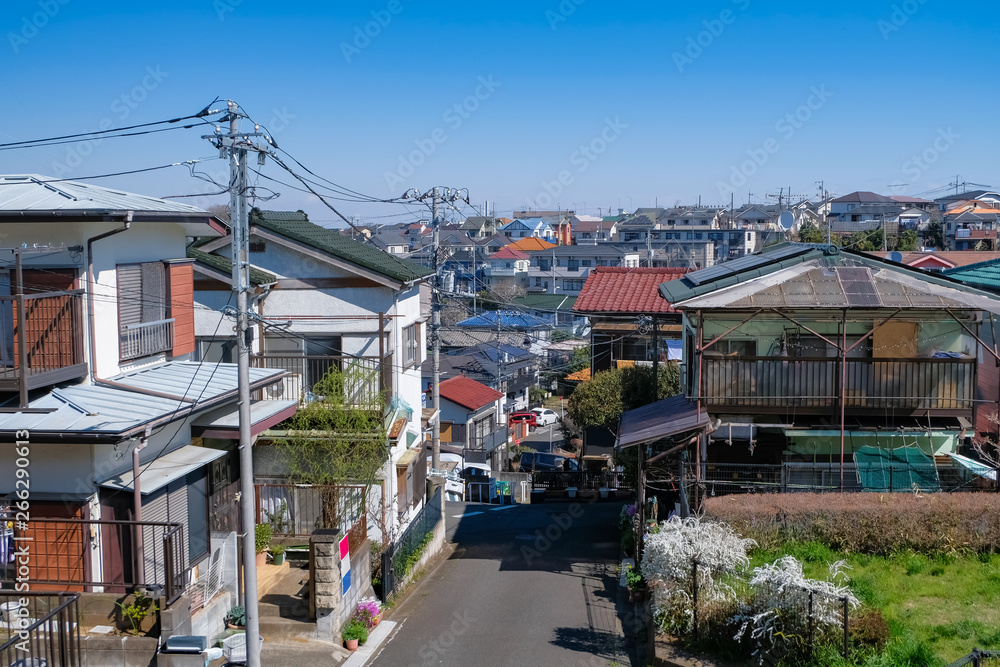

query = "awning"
[[783, 429, 960, 457], [616, 395, 709, 449], [99, 444, 228, 495], [949, 452, 998, 482], [395, 448, 419, 469], [193, 400, 298, 439]]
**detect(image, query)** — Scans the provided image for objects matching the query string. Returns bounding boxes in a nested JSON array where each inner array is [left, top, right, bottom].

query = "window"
[[535, 277, 544, 287], [581, 259, 591, 267], [686, 233, 693, 240], [403, 323, 421, 368], [249, 240, 266, 253], [471, 415, 494, 449], [538, 259, 551, 271], [567, 260, 579, 271], [118, 261, 171, 361], [196, 337, 235, 363], [564, 279, 585, 291], [695, 233, 703, 240], [505, 262, 512, 268]]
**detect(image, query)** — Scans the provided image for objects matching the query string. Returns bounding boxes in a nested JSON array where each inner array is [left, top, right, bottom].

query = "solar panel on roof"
[[684, 245, 814, 286]]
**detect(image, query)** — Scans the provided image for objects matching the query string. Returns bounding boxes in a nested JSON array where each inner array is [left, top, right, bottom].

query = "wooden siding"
[[168, 261, 195, 357]]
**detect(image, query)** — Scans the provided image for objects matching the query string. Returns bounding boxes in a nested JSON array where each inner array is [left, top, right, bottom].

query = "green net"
[[853, 445, 940, 492]]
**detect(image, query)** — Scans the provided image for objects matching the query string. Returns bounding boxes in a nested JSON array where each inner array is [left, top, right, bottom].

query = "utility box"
[[158, 635, 209, 667]]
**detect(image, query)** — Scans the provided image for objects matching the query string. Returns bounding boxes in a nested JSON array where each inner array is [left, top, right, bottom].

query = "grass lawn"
[[751, 541, 1000, 665]]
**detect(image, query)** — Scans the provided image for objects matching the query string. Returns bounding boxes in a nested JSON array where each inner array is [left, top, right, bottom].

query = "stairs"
[[257, 563, 318, 641]]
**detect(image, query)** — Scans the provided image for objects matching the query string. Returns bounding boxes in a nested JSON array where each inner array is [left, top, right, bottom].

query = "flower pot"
[[256, 551, 267, 568], [567, 487, 578, 499], [599, 487, 610, 500], [272, 552, 285, 566], [371, 613, 381, 628], [345, 639, 359, 651]]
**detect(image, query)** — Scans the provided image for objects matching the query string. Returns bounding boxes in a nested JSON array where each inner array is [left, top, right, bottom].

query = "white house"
[[0, 175, 281, 637], [190, 209, 434, 535]]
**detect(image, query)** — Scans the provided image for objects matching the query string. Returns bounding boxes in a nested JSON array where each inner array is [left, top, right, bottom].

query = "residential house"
[[648, 242, 1000, 500], [943, 203, 1000, 251], [512, 209, 575, 220], [510, 293, 586, 334], [476, 233, 509, 255], [434, 375, 509, 470], [422, 341, 538, 413], [864, 250, 1000, 272], [934, 190, 1000, 213], [888, 195, 936, 213], [825, 191, 897, 218], [460, 216, 505, 239], [455, 309, 551, 353], [482, 246, 530, 292], [0, 176, 283, 629], [572, 216, 617, 244], [574, 267, 688, 373], [191, 208, 434, 531], [500, 218, 555, 241], [525, 244, 639, 295], [504, 236, 557, 254]]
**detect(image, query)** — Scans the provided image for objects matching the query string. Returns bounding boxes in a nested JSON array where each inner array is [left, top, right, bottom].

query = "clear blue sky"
[[1, 0, 995, 225]]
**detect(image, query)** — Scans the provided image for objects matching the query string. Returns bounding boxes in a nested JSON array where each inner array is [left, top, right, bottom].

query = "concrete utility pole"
[[204, 101, 273, 667], [402, 187, 469, 473]]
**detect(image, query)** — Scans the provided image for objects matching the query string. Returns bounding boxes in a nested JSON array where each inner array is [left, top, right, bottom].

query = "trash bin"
[[158, 635, 209, 667]]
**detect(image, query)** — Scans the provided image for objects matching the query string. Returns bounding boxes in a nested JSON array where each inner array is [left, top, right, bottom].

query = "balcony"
[[0, 289, 87, 393], [698, 356, 975, 415], [0, 518, 188, 605], [251, 353, 390, 407], [468, 427, 509, 453], [120, 317, 174, 361]]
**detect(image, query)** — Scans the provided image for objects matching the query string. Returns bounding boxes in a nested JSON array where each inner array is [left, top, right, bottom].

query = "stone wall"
[[309, 529, 374, 642]]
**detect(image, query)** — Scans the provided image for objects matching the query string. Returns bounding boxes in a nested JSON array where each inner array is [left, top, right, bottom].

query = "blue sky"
[[1, 0, 995, 224]]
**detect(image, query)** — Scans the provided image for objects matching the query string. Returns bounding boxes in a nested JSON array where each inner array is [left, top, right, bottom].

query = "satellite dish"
[[887, 251, 904, 263], [778, 211, 795, 230]]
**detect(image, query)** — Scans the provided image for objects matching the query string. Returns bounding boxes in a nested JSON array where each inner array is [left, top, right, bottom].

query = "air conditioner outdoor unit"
[[265, 374, 303, 401]]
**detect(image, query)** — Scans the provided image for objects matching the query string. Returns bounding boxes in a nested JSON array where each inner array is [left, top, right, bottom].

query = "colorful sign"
[[339, 534, 351, 596]]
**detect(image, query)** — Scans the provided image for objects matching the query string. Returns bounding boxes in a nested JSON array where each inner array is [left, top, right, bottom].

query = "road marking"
[[490, 505, 517, 511], [453, 511, 483, 518]]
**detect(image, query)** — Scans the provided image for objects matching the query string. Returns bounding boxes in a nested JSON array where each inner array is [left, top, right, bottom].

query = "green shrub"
[[704, 493, 1000, 555], [255, 524, 272, 554]]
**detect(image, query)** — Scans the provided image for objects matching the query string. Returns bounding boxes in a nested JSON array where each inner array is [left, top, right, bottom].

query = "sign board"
[[339, 534, 351, 596]]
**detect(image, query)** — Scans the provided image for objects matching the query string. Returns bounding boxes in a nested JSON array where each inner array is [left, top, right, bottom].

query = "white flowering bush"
[[732, 556, 859, 664], [641, 516, 756, 634]]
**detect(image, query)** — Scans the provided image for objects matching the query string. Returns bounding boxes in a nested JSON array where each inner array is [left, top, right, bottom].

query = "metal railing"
[[700, 356, 975, 412], [119, 317, 174, 361], [256, 483, 367, 552], [0, 592, 81, 667], [531, 470, 632, 491], [381, 486, 443, 602], [947, 650, 1000, 667], [251, 353, 388, 406], [467, 428, 508, 453], [0, 518, 188, 605]]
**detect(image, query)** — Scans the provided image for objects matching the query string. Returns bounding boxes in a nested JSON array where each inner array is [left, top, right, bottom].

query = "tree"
[[897, 229, 919, 251], [567, 364, 681, 433], [567, 346, 590, 374], [925, 221, 945, 250], [273, 366, 388, 532], [797, 222, 826, 244]]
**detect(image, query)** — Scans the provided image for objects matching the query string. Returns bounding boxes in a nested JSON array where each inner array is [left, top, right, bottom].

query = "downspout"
[[87, 220, 131, 383], [132, 426, 152, 586]]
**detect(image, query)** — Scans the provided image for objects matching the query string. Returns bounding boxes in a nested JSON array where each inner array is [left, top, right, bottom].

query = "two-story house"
[[191, 209, 433, 532], [434, 375, 508, 470], [500, 218, 555, 241], [422, 341, 538, 413], [572, 216, 617, 244], [525, 244, 639, 295], [943, 203, 1000, 251], [0, 176, 285, 630], [483, 247, 530, 292], [648, 242, 1000, 497]]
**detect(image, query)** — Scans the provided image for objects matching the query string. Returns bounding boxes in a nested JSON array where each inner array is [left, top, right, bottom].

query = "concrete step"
[[258, 602, 310, 619], [259, 615, 319, 642]]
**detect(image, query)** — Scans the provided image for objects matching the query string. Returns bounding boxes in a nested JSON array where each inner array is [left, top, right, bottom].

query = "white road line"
[[490, 505, 518, 511], [453, 511, 484, 518]]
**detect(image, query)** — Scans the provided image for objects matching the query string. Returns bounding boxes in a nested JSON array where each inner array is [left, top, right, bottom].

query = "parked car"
[[530, 408, 558, 426], [509, 411, 538, 429], [519, 451, 579, 472]]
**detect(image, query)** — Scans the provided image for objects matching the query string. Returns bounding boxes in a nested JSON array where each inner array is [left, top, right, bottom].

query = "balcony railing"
[[256, 483, 367, 554], [0, 290, 87, 392], [251, 353, 389, 406], [699, 356, 975, 413], [467, 428, 508, 453], [119, 317, 174, 361], [0, 592, 81, 667], [0, 518, 188, 606]]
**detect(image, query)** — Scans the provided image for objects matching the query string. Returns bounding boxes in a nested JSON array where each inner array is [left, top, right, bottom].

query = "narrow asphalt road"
[[369, 499, 629, 667]]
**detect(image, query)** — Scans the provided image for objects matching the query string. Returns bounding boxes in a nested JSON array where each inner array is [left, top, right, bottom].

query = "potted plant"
[[356, 597, 382, 628], [625, 564, 646, 603], [114, 591, 159, 635], [270, 544, 287, 566], [255, 524, 272, 568], [225, 605, 246, 630], [342, 619, 368, 651]]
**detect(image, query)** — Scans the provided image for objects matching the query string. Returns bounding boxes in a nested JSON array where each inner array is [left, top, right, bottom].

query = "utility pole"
[[204, 101, 272, 667], [403, 187, 469, 473]]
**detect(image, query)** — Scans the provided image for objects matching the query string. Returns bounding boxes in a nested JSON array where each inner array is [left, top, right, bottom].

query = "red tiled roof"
[[506, 237, 557, 251], [574, 267, 689, 314], [438, 375, 504, 411], [489, 247, 529, 260]]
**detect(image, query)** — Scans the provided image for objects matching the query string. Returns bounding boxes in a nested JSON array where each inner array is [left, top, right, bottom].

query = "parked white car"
[[531, 408, 559, 426]]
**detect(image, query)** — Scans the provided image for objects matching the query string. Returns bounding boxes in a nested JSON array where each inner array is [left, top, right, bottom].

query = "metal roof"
[[0, 362, 283, 439], [616, 395, 708, 449], [456, 310, 548, 329], [0, 175, 207, 213], [99, 444, 228, 495], [942, 258, 1000, 292]]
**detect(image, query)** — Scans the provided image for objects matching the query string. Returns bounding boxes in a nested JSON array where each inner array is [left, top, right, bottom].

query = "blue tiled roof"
[[456, 310, 549, 329]]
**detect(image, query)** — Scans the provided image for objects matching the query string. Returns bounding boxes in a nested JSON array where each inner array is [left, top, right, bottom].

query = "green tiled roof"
[[249, 209, 433, 283], [511, 294, 577, 311], [942, 259, 1000, 292], [187, 247, 277, 286]]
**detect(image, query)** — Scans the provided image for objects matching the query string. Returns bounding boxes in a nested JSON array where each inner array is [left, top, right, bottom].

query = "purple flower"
[[626, 504, 638, 517]]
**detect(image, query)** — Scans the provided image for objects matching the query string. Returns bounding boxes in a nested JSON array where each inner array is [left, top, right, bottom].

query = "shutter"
[[117, 264, 142, 328], [166, 478, 190, 572], [141, 261, 165, 323], [140, 488, 170, 586]]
